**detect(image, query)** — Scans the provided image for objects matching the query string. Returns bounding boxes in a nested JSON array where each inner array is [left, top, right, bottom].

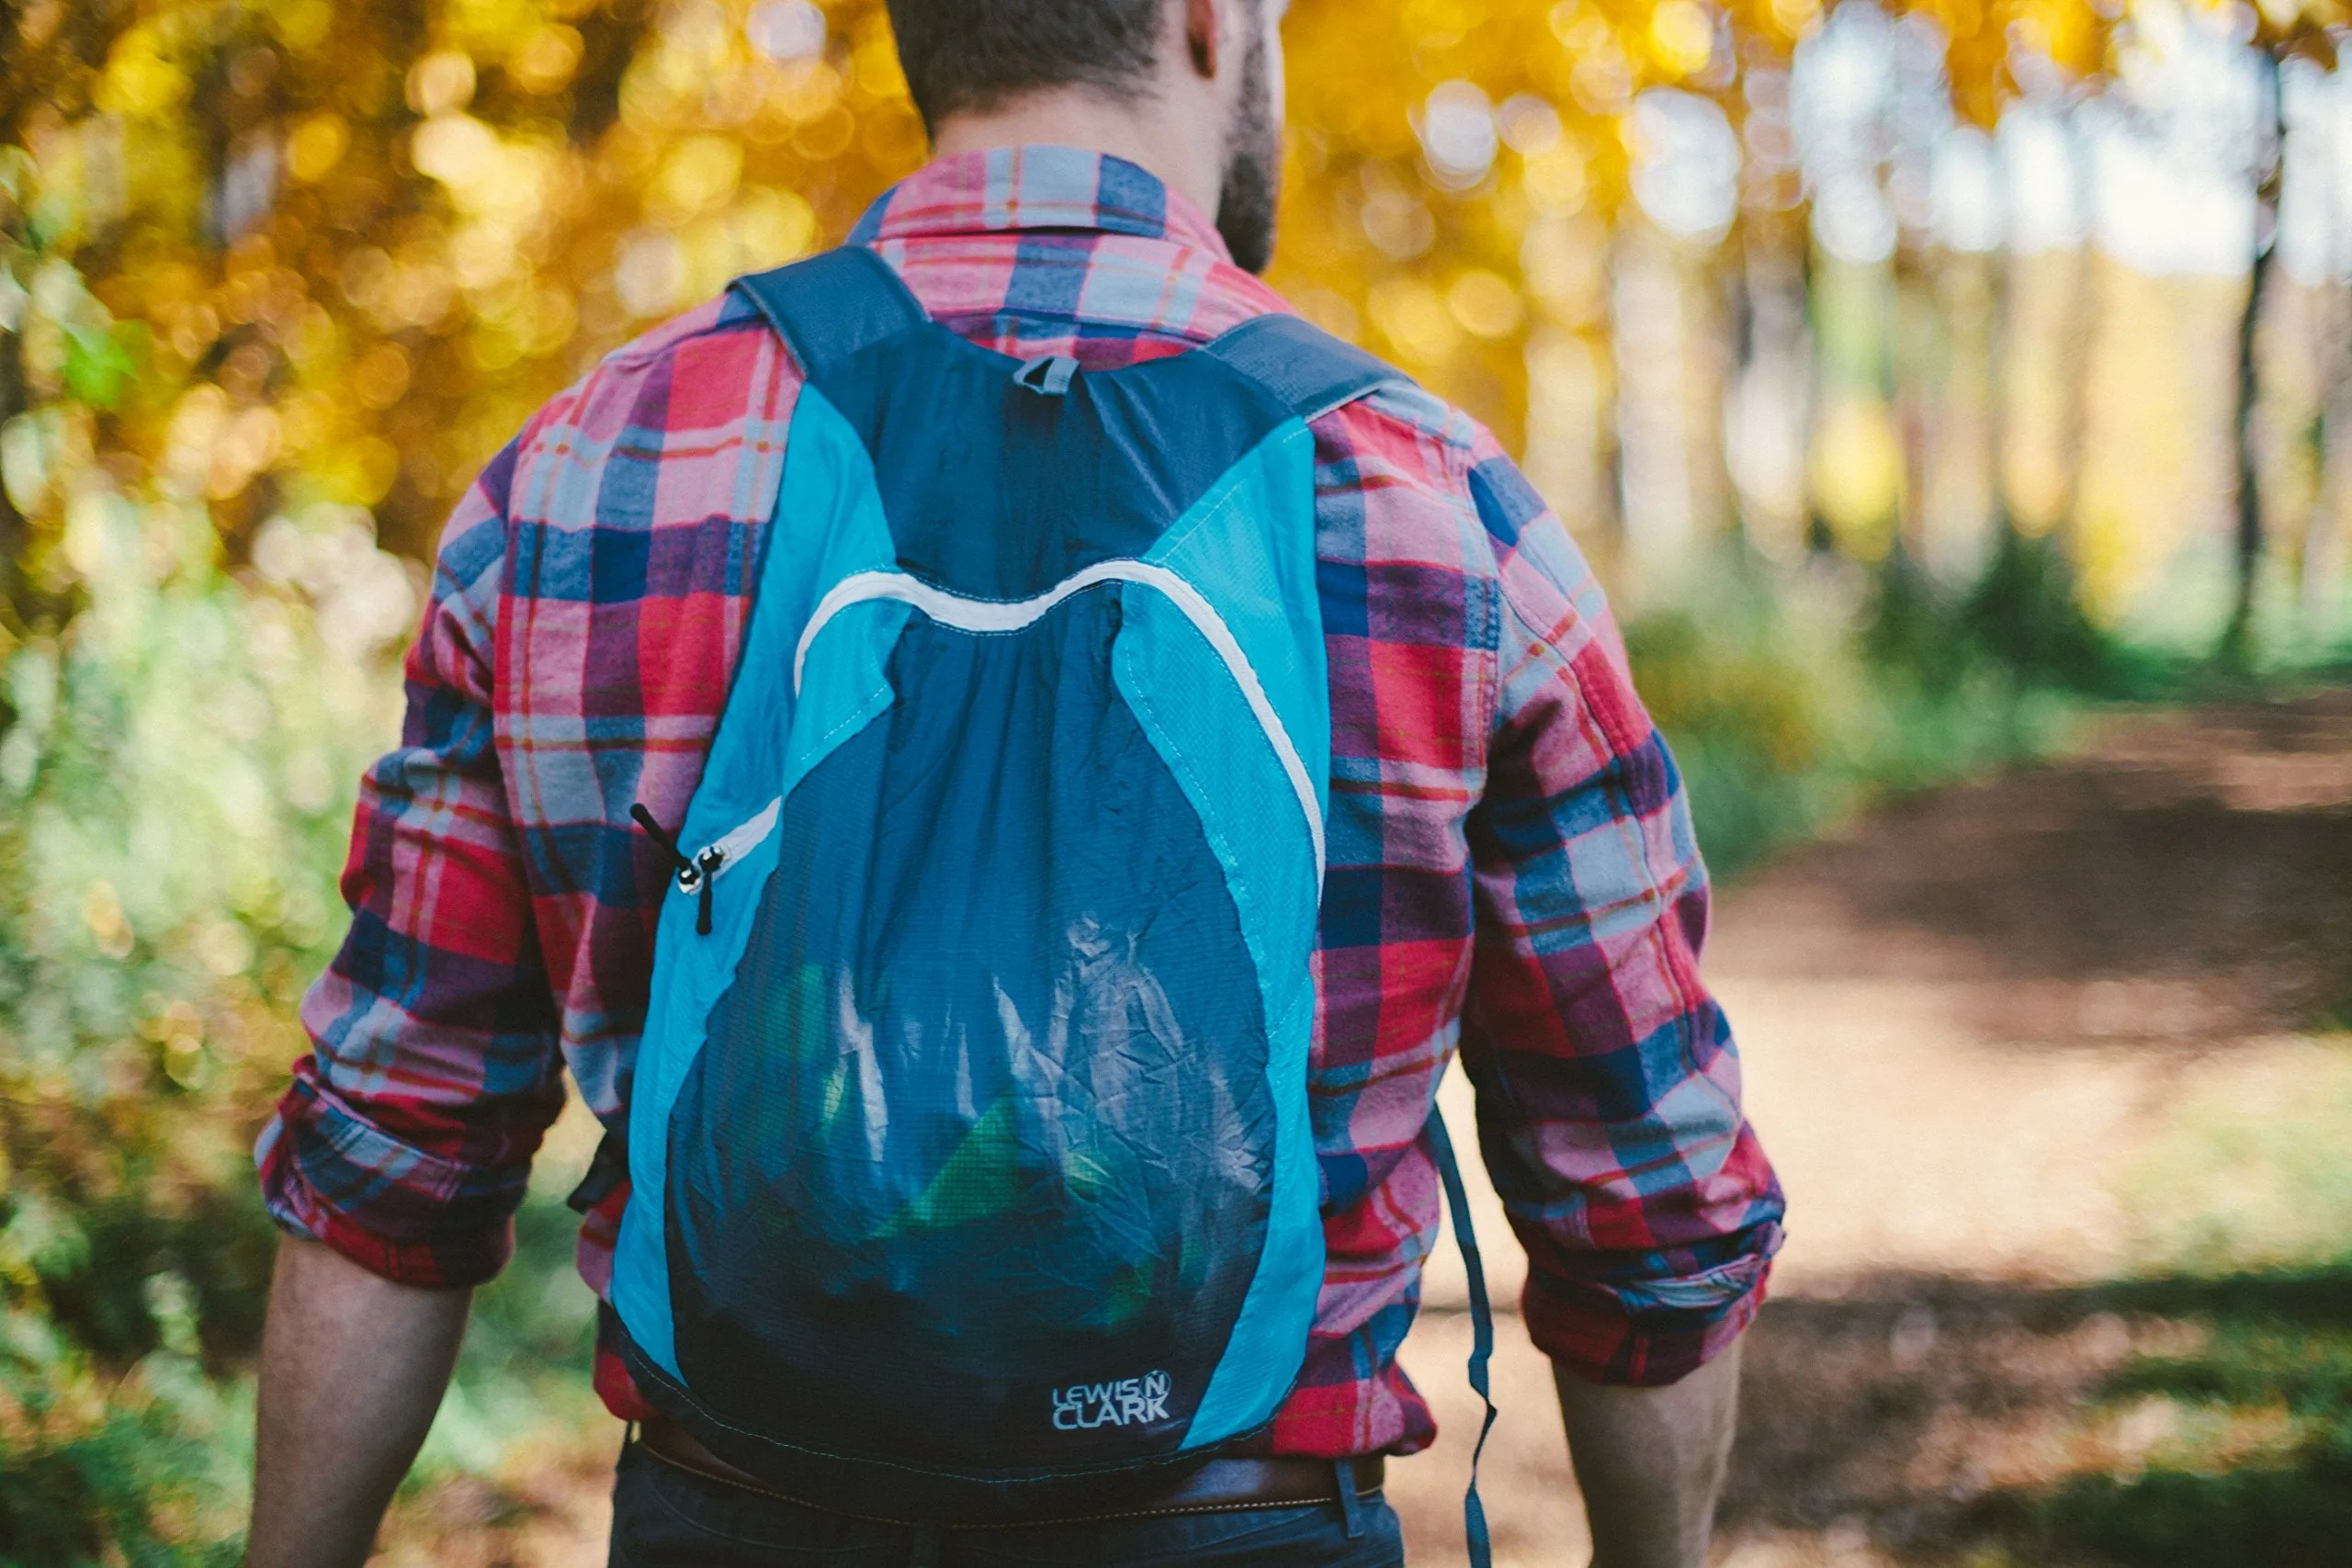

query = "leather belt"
[[635, 1415, 1384, 1527]]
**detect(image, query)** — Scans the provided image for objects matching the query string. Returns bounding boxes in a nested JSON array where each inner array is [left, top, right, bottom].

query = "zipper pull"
[[630, 804, 718, 936], [693, 846, 723, 936]]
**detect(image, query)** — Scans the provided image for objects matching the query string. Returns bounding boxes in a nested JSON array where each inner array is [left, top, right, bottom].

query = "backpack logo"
[[1051, 1371, 1172, 1431]]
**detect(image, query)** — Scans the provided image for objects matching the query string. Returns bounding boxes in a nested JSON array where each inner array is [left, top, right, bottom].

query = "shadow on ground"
[[1722, 693, 2352, 1045], [1724, 1263, 2352, 1566]]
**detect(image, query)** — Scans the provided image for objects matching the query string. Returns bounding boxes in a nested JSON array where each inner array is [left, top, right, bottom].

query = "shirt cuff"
[[1523, 1235, 1779, 1386], [254, 1073, 523, 1290]]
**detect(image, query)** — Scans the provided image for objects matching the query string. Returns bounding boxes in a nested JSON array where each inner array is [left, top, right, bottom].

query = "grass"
[[2021, 1047, 2352, 1564], [1966, 1038, 2352, 1567], [1727, 1261, 2352, 1568], [2116, 1039, 2352, 1277], [2003, 1264, 2352, 1568]]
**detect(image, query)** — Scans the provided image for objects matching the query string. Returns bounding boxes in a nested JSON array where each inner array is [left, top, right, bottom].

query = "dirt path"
[[1393, 692, 2352, 1567], [373, 694, 2352, 1567]]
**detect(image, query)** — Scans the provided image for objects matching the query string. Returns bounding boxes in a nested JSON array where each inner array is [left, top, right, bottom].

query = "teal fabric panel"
[[1116, 422, 1330, 1450], [1114, 620, 1317, 1448], [1144, 423, 1332, 836], [613, 389, 900, 1377]]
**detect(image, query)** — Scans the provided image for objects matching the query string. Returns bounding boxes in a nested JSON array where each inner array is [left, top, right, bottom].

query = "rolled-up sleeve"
[[1457, 449, 1783, 1386], [255, 443, 565, 1289]]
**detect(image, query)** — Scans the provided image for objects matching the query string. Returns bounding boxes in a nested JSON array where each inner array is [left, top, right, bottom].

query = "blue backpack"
[[605, 248, 1494, 1536]]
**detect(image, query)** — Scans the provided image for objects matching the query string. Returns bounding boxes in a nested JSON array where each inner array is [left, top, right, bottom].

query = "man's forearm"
[[1555, 1337, 1743, 1568], [247, 1235, 472, 1568]]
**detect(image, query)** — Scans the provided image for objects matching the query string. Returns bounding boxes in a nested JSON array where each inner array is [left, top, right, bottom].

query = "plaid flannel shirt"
[[257, 146, 1782, 1459]]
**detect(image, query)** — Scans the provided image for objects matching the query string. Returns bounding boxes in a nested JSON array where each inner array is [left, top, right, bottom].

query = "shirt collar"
[[851, 145, 1231, 260]]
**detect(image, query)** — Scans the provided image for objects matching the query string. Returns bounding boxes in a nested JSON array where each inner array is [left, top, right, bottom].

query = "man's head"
[[885, 0, 1287, 272]]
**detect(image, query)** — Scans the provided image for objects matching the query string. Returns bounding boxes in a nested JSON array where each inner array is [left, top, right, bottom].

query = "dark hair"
[[884, 0, 1168, 133]]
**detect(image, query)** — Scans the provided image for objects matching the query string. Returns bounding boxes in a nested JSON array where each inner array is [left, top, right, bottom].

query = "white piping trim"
[[699, 797, 780, 876], [794, 563, 1324, 877]]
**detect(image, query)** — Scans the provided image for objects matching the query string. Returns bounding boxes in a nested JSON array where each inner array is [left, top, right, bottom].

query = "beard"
[[1215, 29, 1282, 275]]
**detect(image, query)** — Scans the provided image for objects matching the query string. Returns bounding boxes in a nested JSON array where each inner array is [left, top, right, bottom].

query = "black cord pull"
[[629, 803, 690, 867], [630, 804, 717, 936]]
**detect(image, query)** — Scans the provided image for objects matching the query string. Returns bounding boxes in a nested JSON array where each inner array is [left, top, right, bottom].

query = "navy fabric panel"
[[797, 321, 1300, 601], [739, 251, 1399, 601], [665, 590, 1273, 1468], [1200, 315, 1402, 425], [731, 249, 927, 377]]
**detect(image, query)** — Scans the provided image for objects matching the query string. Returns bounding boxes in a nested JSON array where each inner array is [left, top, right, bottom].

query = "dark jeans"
[[607, 1439, 1407, 1568]]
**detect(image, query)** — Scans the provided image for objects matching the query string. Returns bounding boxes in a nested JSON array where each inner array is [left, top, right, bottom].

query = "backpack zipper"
[[629, 804, 719, 935], [630, 800, 780, 937]]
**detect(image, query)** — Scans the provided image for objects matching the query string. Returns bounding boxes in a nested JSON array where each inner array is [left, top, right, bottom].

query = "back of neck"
[[929, 91, 1221, 222]]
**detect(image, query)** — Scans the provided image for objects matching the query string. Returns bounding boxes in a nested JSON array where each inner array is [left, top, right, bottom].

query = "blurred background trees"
[[10, 0, 2350, 654], [4, 0, 2351, 1559]]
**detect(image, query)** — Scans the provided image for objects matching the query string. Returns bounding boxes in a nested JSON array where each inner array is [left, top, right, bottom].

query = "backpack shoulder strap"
[[1203, 312, 1407, 423], [729, 246, 929, 378]]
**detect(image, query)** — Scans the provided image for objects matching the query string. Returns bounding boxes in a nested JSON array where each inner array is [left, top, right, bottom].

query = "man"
[[246, 1, 1783, 1564]]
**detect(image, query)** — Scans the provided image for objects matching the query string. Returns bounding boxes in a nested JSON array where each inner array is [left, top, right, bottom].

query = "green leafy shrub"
[[1624, 549, 2085, 881], [1, 150, 406, 1565]]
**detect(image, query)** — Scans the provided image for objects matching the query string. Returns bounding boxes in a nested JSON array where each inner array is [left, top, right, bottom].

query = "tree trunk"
[[2304, 283, 2352, 641], [2227, 51, 2286, 662]]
